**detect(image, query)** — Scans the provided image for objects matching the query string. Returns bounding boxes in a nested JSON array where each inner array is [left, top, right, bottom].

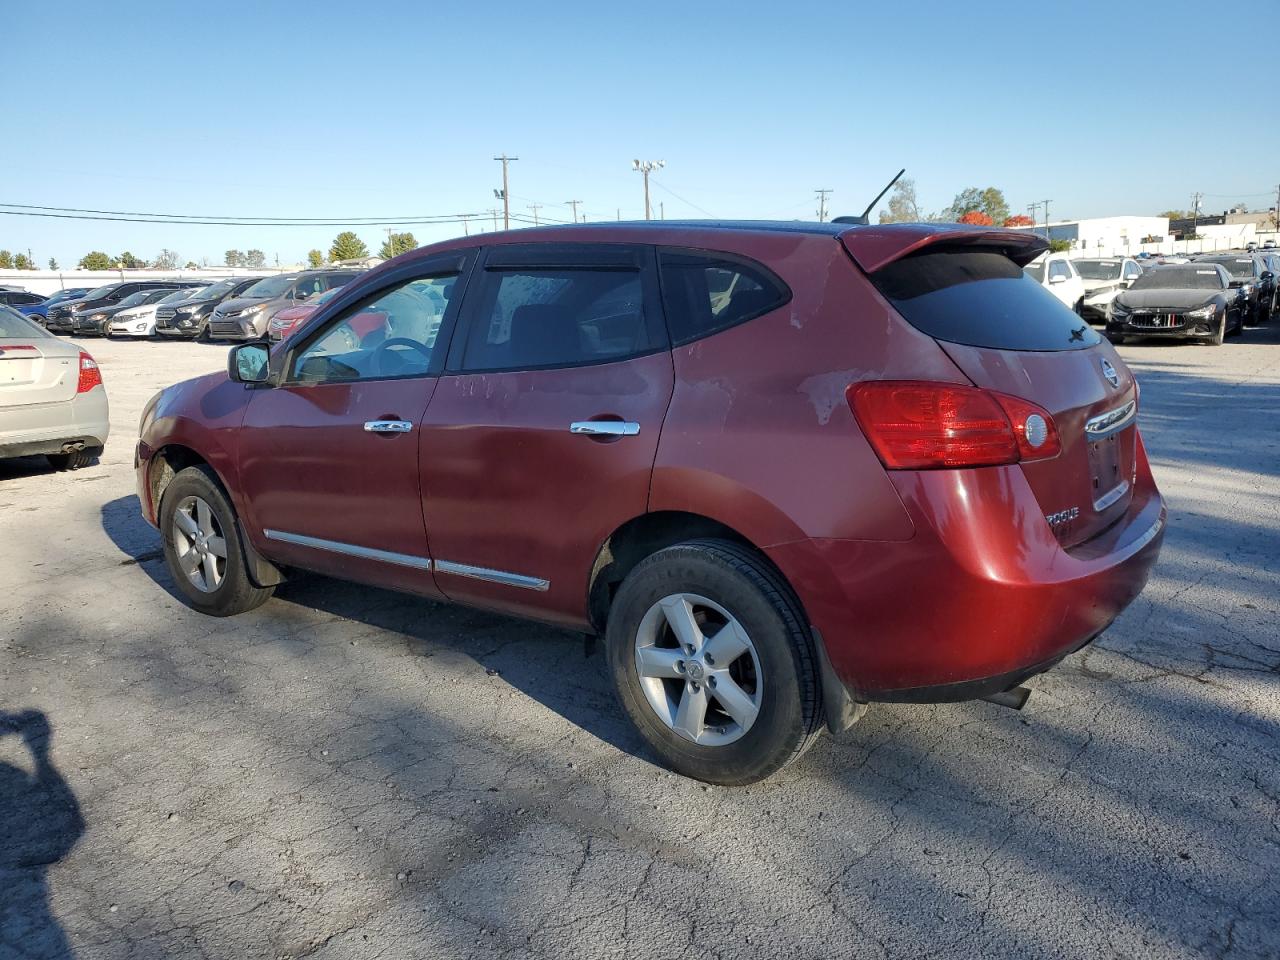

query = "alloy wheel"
[[171, 495, 227, 593], [633, 593, 763, 746]]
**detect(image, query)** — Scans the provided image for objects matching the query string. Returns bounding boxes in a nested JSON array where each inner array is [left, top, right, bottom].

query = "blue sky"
[[8, 0, 1279, 267]]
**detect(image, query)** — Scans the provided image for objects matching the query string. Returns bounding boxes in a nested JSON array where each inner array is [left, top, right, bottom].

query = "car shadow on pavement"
[[99, 494, 652, 765], [0, 710, 84, 959]]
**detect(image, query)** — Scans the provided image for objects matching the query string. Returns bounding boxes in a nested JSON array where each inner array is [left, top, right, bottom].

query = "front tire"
[[606, 539, 823, 785], [1209, 311, 1226, 346], [159, 465, 273, 616]]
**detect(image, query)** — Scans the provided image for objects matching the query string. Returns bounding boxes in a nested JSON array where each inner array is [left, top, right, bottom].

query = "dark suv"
[[1196, 254, 1274, 325], [155, 277, 261, 340], [207, 270, 361, 340], [136, 222, 1165, 784], [46, 280, 206, 334]]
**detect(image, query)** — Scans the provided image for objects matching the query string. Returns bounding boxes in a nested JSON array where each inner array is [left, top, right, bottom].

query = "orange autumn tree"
[[1003, 214, 1035, 227], [958, 210, 994, 226]]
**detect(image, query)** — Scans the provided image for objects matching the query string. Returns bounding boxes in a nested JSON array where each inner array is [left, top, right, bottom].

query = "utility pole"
[[1042, 199, 1052, 239], [659, 202, 664, 220], [493, 154, 517, 230], [1027, 201, 1041, 234], [632, 159, 665, 220], [460, 214, 472, 236], [384, 226, 395, 258], [487, 208, 500, 232], [566, 200, 582, 223], [617, 208, 621, 221], [528, 203, 542, 226], [815, 188, 833, 222], [1191, 191, 1203, 234]]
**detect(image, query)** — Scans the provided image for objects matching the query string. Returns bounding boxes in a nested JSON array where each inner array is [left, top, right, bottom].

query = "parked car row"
[[24, 269, 364, 342], [1024, 249, 1278, 345]]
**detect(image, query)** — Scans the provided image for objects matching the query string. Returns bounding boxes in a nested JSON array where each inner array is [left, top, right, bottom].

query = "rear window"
[[0, 305, 50, 338], [873, 249, 1102, 352], [658, 252, 791, 345]]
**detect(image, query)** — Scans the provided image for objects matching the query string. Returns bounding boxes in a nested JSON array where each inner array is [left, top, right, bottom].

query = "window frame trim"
[[445, 242, 668, 375], [271, 250, 477, 388], [655, 245, 793, 347]]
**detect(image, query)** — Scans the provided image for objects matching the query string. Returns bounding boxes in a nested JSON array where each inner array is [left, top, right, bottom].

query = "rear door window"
[[872, 248, 1102, 352], [456, 245, 663, 372], [658, 251, 790, 345]]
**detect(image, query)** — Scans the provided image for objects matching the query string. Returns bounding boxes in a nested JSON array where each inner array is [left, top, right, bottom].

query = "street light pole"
[[632, 159, 665, 220]]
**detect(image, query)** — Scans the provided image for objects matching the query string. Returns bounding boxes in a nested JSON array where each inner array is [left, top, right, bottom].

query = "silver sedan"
[[0, 305, 109, 470]]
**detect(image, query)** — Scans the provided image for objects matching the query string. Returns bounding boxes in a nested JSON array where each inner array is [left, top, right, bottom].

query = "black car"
[[1107, 263, 1243, 345], [155, 276, 260, 340], [71, 287, 187, 337], [1195, 255, 1274, 326], [45, 280, 206, 334]]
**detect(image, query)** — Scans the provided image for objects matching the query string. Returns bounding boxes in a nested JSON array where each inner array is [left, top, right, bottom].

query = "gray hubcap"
[[634, 593, 763, 746], [172, 495, 227, 593]]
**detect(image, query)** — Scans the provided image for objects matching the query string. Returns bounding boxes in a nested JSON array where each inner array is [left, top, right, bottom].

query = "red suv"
[[135, 222, 1165, 784]]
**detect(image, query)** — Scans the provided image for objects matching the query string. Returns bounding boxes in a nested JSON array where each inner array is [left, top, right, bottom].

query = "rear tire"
[[605, 538, 823, 785], [159, 465, 274, 617], [46, 446, 101, 471]]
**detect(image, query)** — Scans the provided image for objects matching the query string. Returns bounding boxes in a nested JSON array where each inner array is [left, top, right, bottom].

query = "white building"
[[1010, 216, 1170, 257]]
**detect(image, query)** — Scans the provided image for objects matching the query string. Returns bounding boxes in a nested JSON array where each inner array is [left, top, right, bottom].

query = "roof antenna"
[[832, 169, 906, 225]]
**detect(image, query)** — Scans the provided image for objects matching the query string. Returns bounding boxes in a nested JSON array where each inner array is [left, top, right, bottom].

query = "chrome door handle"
[[570, 421, 640, 437], [364, 420, 414, 434]]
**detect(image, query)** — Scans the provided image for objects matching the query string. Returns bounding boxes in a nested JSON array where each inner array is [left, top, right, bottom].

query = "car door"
[[419, 242, 673, 628], [235, 252, 472, 596]]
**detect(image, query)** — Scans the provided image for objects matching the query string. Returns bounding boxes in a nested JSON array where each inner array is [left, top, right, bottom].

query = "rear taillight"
[[77, 351, 103, 393], [847, 380, 1060, 470]]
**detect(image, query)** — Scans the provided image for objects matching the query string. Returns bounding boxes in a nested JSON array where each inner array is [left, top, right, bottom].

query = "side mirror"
[[1263, 271, 1274, 281], [296, 290, 311, 301], [228, 342, 271, 384]]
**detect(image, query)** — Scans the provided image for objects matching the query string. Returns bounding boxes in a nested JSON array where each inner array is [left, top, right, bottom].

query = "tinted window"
[[872, 249, 1102, 352], [1024, 263, 1045, 283], [0, 305, 50, 337], [1047, 259, 1072, 281], [460, 267, 655, 371], [658, 252, 789, 345], [1200, 257, 1258, 279], [292, 274, 456, 383], [1123, 262, 1142, 280]]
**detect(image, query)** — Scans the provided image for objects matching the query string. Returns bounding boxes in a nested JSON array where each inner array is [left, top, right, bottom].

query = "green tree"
[[378, 231, 417, 259], [14, 253, 33, 270], [184, 261, 199, 269], [79, 251, 112, 270], [307, 249, 325, 268], [48, 258, 59, 270], [225, 250, 244, 267], [153, 249, 179, 270], [246, 249, 266, 268], [1158, 210, 1187, 221], [117, 251, 145, 269], [877, 179, 921, 224], [1048, 238, 1072, 253], [0, 250, 12, 269], [945, 186, 1008, 225], [329, 231, 368, 262]]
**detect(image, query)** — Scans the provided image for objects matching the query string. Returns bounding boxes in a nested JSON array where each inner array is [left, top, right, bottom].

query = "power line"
[[0, 201, 474, 224], [815, 189, 832, 223], [648, 177, 717, 218], [632, 160, 665, 220], [493, 154, 518, 230]]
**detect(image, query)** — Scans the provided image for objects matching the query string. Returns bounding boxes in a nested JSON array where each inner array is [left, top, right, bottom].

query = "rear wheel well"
[[587, 512, 770, 634]]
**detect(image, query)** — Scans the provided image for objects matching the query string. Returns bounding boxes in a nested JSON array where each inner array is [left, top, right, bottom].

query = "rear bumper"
[[768, 433, 1165, 701], [0, 388, 110, 459]]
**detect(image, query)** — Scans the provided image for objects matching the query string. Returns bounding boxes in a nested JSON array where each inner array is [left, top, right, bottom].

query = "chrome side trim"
[[434, 559, 550, 592], [1085, 400, 1137, 439], [263, 529, 432, 570]]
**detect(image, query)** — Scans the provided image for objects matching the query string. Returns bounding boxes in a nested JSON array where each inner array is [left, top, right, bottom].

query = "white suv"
[[1024, 254, 1085, 314], [1075, 257, 1143, 323]]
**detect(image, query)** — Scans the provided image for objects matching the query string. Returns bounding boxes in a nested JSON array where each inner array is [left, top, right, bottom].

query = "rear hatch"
[[844, 228, 1138, 548], [0, 339, 79, 407]]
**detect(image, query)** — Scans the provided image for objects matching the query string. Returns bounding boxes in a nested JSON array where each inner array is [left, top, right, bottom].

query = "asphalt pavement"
[[1, 328, 1277, 959]]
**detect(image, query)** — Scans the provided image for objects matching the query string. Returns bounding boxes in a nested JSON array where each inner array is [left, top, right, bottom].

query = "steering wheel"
[[372, 336, 431, 376]]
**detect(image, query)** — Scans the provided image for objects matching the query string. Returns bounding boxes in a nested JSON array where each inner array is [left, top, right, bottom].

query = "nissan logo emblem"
[[1101, 358, 1120, 389]]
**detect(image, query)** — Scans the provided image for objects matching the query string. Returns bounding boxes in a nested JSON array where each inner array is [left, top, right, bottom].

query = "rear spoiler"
[[839, 225, 1050, 274]]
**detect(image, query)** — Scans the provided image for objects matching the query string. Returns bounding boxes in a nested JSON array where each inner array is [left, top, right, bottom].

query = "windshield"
[[0, 305, 50, 338], [84, 284, 119, 299], [1200, 257, 1256, 279], [1075, 260, 1123, 281], [117, 291, 153, 307], [1130, 267, 1224, 290], [1024, 263, 1045, 282], [189, 279, 240, 300], [48, 289, 87, 305], [242, 275, 297, 298], [159, 288, 195, 303], [312, 288, 341, 306]]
